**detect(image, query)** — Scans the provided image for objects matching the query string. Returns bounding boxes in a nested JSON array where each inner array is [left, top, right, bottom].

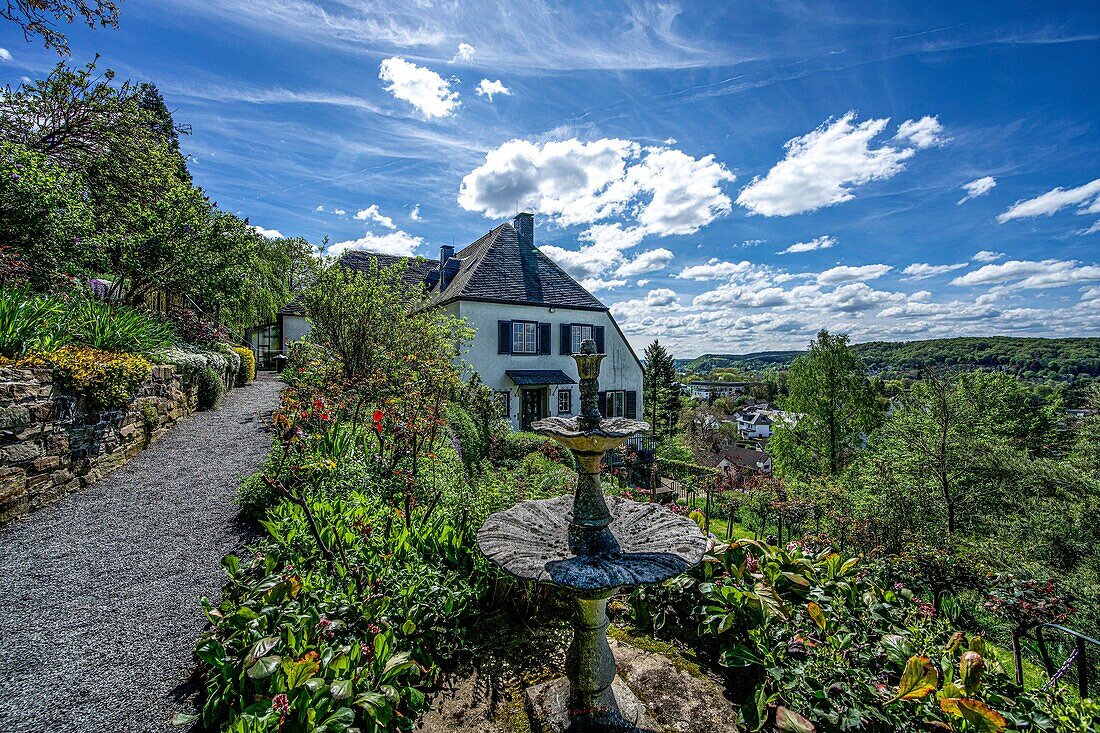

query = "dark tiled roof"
[[505, 369, 577, 385], [430, 223, 607, 311], [278, 298, 305, 316], [717, 446, 770, 469], [333, 222, 609, 312]]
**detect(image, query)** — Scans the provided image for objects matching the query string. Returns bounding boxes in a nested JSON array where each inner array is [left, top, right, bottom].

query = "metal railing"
[[1013, 623, 1099, 699]]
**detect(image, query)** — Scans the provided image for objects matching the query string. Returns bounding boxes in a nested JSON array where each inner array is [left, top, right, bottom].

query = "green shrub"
[[446, 402, 486, 468], [494, 430, 552, 463], [68, 298, 176, 353], [197, 365, 225, 410], [44, 345, 152, 409], [140, 401, 161, 442], [236, 472, 277, 519], [232, 345, 256, 384]]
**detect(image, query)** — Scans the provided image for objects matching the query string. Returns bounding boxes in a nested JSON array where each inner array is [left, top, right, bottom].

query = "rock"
[[526, 676, 659, 733]]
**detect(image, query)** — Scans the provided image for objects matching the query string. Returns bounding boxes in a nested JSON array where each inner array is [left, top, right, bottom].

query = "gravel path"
[[0, 374, 281, 733]]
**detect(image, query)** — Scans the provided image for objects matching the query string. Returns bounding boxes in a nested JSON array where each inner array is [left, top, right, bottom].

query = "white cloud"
[[333, 208, 347, 216], [353, 204, 396, 229], [580, 277, 627, 292], [0, 48, 12, 62], [736, 112, 940, 216], [458, 138, 733, 236], [1081, 286, 1100, 302], [1080, 220, 1100, 235], [951, 259, 1100, 289], [475, 79, 511, 101], [636, 279, 650, 287], [328, 230, 423, 257], [817, 264, 892, 285], [452, 43, 475, 63], [894, 116, 945, 149], [315, 205, 325, 212], [901, 262, 968, 280], [410, 204, 421, 220], [378, 56, 459, 118], [643, 288, 679, 307], [778, 235, 836, 254], [972, 250, 1004, 262], [997, 179, 1100, 222], [251, 225, 284, 239], [677, 258, 758, 281], [541, 223, 646, 280], [958, 176, 996, 205], [616, 248, 675, 277]]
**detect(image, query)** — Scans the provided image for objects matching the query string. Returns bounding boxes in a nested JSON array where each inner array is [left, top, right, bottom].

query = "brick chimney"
[[513, 212, 534, 249]]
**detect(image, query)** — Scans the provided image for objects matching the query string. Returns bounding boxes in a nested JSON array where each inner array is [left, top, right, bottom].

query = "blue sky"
[[2, 1, 1098, 356]]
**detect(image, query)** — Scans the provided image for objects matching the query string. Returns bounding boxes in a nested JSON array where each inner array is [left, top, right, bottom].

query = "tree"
[[0, 140, 93, 288], [770, 330, 877, 478], [643, 339, 678, 438], [2, 0, 120, 55]]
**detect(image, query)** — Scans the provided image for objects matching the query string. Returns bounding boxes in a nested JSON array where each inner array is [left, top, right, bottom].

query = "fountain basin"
[[531, 416, 651, 454], [477, 494, 707, 593]]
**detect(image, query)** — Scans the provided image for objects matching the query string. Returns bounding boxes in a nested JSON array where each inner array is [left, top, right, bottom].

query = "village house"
[[716, 445, 773, 475], [687, 379, 755, 401], [272, 213, 644, 431]]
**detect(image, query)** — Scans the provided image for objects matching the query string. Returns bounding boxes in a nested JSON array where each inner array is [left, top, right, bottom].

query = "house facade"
[[277, 213, 643, 431]]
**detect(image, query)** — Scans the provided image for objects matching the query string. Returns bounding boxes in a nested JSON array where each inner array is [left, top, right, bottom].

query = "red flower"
[[373, 410, 384, 422]]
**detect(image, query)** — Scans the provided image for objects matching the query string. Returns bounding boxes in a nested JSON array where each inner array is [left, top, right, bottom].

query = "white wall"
[[452, 301, 643, 430]]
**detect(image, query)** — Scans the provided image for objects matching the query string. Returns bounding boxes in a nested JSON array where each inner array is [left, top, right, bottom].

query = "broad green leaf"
[[806, 602, 826, 630], [171, 712, 199, 726], [888, 656, 938, 704], [401, 619, 417, 636], [719, 644, 764, 668], [939, 698, 1008, 733], [775, 705, 816, 733], [324, 706, 356, 728], [247, 655, 281, 679], [881, 635, 914, 667], [245, 636, 281, 667], [331, 679, 354, 700]]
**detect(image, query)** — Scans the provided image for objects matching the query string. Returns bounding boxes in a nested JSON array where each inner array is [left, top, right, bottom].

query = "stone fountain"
[[477, 339, 708, 732]]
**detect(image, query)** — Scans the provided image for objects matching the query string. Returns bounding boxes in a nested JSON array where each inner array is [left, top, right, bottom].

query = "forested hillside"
[[679, 337, 1100, 379]]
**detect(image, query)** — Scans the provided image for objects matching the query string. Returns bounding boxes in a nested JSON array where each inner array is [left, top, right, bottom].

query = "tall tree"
[[770, 330, 876, 477], [642, 339, 677, 438], [2, 0, 120, 55]]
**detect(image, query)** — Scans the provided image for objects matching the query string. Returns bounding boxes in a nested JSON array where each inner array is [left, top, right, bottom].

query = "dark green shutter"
[[625, 390, 637, 419], [560, 323, 571, 354], [498, 321, 511, 354], [594, 325, 605, 353], [539, 323, 551, 354]]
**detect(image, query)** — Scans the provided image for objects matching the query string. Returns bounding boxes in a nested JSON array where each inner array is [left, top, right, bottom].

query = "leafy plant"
[[0, 285, 67, 357], [68, 297, 176, 353]]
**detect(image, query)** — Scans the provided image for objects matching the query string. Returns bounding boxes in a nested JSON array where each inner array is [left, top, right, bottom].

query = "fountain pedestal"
[[476, 340, 707, 732]]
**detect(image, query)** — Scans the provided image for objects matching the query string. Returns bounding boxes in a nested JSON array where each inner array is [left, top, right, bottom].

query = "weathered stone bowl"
[[477, 494, 708, 593], [531, 416, 651, 454]]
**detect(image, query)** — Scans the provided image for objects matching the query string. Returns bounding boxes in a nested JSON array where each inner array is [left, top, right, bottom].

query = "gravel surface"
[[0, 375, 281, 733]]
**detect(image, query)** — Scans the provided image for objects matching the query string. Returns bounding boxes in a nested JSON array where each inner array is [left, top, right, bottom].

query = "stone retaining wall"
[[0, 364, 199, 525]]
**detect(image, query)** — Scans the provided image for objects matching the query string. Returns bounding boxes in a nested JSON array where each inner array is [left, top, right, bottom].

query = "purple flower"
[[272, 693, 290, 713]]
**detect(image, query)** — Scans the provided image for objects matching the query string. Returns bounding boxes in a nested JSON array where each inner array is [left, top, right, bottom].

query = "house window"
[[494, 391, 510, 418], [558, 389, 572, 415], [512, 321, 538, 354], [606, 390, 625, 418], [570, 324, 593, 353]]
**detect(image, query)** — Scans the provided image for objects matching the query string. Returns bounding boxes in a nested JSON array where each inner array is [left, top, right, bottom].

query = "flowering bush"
[[166, 307, 229, 346], [43, 345, 151, 408], [232, 345, 256, 384], [984, 574, 1074, 632]]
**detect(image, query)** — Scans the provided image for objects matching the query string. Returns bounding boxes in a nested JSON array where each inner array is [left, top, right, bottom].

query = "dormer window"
[[512, 321, 538, 354]]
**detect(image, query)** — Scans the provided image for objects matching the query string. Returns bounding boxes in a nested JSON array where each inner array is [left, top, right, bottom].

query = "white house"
[[276, 213, 644, 431], [687, 380, 754, 401], [736, 410, 774, 439]]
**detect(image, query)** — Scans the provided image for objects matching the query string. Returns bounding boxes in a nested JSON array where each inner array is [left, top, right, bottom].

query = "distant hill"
[[677, 337, 1100, 378]]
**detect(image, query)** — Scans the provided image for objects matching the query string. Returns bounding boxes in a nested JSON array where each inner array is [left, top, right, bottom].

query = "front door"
[[520, 388, 544, 430]]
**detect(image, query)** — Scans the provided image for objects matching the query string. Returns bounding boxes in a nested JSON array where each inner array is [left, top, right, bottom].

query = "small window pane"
[[606, 390, 625, 417], [571, 324, 593, 353], [558, 390, 572, 414]]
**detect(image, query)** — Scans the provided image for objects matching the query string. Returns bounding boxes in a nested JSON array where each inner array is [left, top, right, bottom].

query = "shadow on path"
[[0, 374, 282, 733]]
